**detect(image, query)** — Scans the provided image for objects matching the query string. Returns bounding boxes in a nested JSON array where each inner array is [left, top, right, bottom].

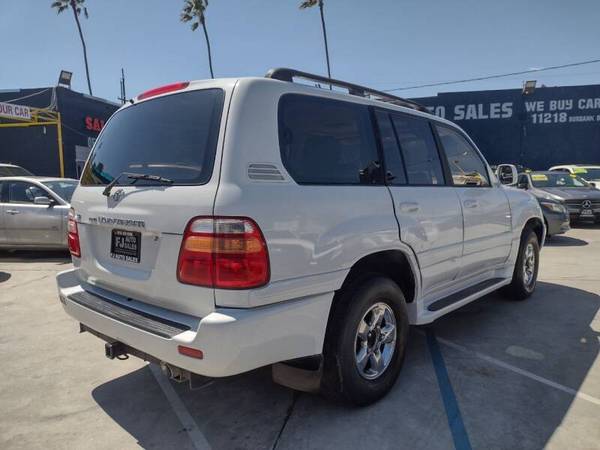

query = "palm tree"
[[300, 0, 332, 80], [181, 0, 215, 79], [51, 0, 93, 95]]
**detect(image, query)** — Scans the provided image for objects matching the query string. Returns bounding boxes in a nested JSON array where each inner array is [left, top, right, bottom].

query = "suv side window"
[[374, 111, 407, 185], [435, 125, 491, 187], [7, 181, 45, 203], [278, 94, 381, 185], [390, 114, 445, 186]]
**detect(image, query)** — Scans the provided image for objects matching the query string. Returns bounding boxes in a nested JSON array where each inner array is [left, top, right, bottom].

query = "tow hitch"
[[105, 341, 128, 360]]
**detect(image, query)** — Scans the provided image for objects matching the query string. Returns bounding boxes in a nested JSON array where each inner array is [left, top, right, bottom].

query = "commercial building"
[[0, 86, 118, 178], [413, 83, 600, 169]]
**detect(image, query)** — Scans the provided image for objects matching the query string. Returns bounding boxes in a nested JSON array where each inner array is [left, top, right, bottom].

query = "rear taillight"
[[67, 208, 81, 257], [177, 217, 270, 289], [137, 81, 190, 101]]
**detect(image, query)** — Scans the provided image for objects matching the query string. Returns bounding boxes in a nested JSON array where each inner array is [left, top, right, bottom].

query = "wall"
[[413, 84, 600, 169], [0, 87, 118, 178]]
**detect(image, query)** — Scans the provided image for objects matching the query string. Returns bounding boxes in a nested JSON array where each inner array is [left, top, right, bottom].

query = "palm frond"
[[299, 0, 319, 9], [180, 0, 208, 29]]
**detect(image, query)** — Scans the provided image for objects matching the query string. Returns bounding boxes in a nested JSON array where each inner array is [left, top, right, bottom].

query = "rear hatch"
[[71, 86, 227, 318]]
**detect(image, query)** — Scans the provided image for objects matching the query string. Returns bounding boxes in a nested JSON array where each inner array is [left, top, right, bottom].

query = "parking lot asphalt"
[[1, 225, 599, 450]]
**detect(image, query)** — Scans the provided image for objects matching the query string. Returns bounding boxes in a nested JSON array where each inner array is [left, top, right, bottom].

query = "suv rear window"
[[81, 89, 224, 186], [278, 94, 381, 185]]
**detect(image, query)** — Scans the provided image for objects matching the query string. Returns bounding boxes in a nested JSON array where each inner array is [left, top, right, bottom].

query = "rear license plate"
[[110, 229, 141, 263], [580, 209, 594, 217]]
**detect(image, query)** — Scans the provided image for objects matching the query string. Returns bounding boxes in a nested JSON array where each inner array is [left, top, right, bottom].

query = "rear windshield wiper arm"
[[102, 172, 173, 197]]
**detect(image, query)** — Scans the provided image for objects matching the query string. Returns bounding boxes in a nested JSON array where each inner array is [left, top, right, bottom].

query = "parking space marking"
[[436, 336, 600, 407], [149, 364, 212, 450], [426, 329, 473, 450]]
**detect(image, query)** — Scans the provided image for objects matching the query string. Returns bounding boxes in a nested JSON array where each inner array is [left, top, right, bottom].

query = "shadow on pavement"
[[0, 250, 71, 264], [431, 281, 599, 450], [0, 272, 10, 283], [91, 282, 599, 450], [545, 235, 588, 247]]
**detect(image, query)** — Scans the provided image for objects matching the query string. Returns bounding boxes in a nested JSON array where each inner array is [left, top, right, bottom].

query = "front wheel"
[[320, 277, 409, 406], [503, 229, 540, 300]]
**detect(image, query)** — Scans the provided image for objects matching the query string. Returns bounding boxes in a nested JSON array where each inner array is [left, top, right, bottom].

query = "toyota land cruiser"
[[56, 69, 544, 405]]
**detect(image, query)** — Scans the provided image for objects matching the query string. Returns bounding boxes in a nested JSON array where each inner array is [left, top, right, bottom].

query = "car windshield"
[[577, 168, 600, 179], [80, 88, 225, 186], [0, 166, 33, 176], [41, 180, 78, 202], [530, 172, 590, 188]]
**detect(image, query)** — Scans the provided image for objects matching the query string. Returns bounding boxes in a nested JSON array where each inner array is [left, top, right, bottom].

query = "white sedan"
[[0, 177, 78, 250]]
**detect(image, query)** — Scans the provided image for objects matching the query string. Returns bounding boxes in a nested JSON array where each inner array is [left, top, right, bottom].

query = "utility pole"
[[118, 68, 127, 104]]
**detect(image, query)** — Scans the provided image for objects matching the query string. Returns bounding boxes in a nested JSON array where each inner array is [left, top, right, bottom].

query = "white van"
[[57, 69, 544, 405]]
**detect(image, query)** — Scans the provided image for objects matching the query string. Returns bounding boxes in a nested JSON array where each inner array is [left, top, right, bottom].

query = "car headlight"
[[540, 201, 566, 213]]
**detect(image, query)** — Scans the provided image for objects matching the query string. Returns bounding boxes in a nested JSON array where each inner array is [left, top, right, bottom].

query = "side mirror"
[[496, 164, 519, 186], [34, 196, 53, 206]]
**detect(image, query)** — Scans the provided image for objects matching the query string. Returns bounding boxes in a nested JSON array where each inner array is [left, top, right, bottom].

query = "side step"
[[427, 278, 506, 312]]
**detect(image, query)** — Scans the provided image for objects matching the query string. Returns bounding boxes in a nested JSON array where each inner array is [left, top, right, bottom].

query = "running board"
[[427, 278, 506, 312]]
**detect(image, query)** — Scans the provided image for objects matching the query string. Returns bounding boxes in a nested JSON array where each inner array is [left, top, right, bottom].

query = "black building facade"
[[413, 84, 600, 169], [0, 87, 118, 178]]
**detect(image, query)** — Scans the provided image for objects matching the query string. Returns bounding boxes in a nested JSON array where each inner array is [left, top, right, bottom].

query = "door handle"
[[398, 202, 420, 213], [463, 200, 479, 209], [6, 209, 20, 215]]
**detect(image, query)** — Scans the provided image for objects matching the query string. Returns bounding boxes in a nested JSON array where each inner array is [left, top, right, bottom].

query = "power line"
[[384, 58, 600, 92]]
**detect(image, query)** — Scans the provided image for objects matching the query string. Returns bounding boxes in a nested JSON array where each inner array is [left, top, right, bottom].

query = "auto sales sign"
[[0, 102, 31, 121]]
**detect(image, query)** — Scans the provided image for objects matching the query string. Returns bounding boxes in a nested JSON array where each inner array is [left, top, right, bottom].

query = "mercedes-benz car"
[[517, 171, 600, 224], [0, 177, 78, 250], [515, 172, 570, 236]]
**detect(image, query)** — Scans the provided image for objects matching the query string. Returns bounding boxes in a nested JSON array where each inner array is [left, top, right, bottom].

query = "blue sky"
[[2, 0, 600, 101]]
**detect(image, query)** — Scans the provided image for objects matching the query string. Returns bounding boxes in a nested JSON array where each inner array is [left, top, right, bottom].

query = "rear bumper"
[[56, 269, 333, 377]]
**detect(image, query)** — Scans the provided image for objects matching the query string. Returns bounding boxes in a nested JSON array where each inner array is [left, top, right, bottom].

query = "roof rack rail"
[[265, 67, 429, 113]]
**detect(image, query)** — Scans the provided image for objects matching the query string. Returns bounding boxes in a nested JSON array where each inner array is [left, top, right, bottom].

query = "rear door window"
[[278, 94, 381, 185], [374, 111, 407, 185], [390, 114, 445, 186], [81, 89, 225, 186]]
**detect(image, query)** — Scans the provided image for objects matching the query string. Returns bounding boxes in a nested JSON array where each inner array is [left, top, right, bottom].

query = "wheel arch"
[[524, 216, 545, 246], [338, 249, 419, 304]]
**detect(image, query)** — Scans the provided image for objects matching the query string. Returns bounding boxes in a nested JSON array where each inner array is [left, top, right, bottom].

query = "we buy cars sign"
[[0, 102, 31, 121]]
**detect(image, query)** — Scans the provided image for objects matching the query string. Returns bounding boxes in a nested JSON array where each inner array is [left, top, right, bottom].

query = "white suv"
[[56, 69, 544, 405]]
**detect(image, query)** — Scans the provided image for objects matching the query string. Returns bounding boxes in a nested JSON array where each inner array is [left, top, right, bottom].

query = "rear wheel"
[[503, 229, 540, 300], [321, 276, 409, 406]]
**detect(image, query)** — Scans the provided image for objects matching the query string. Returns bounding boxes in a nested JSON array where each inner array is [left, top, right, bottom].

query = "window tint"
[[435, 125, 490, 187], [374, 111, 407, 185], [390, 114, 445, 186], [278, 94, 381, 185], [81, 89, 224, 186], [7, 182, 46, 203]]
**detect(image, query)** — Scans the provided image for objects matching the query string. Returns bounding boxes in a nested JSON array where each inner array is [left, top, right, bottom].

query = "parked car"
[[0, 177, 78, 250], [549, 164, 600, 189], [513, 171, 600, 224], [513, 172, 570, 236], [56, 69, 544, 405], [0, 163, 34, 177]]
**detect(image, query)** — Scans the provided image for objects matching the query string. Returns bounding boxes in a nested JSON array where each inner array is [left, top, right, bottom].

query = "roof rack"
[[265, 67, 429, 113]]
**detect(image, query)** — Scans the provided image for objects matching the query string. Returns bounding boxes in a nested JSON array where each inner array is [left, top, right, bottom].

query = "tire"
[[503, 229, 540, 300], [320, 276, 409, 406]]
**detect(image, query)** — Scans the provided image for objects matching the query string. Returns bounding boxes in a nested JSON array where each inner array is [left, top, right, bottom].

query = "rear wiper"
[[102, 172, 173, 197]]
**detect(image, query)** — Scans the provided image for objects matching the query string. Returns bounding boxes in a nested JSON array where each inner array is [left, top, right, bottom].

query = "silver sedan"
[[0, 177, 78, 250]]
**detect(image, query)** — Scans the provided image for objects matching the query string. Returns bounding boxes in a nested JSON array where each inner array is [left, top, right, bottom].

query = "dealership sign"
[[0, 101, 31, 120]]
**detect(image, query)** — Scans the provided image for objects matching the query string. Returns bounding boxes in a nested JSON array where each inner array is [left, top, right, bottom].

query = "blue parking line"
[[426, 328, 472, 450]]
